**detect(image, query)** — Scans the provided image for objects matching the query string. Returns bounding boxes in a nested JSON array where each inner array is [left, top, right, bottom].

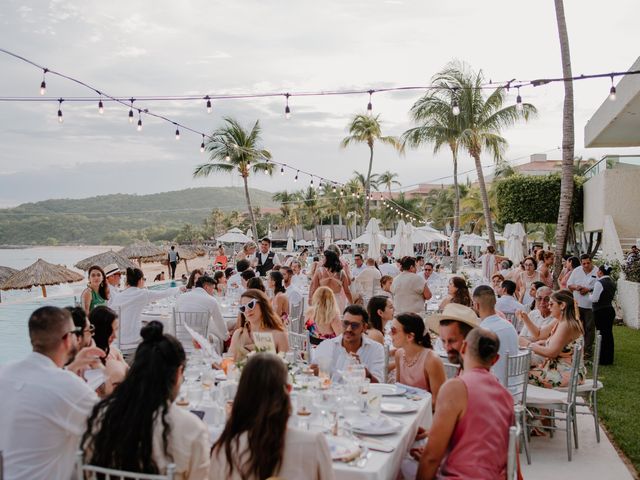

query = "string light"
[[609, 76, 617, 101], [516, 87, 523, 112], [451, 99, 460, 116], [200, 134, 205, 153], [310, 177, 314, 187], [128, 99, 134, 124], [137, 110, 143, 131], [98, 98, 104, 114], [367, 90, 373, 115], [175, 125, 180, 140], [294, 170, 299, 182], [225, 153, 230, 162], [280, 166, 285, 175], [57, 98, 63, 123], [205, 96, 212, 113], [284, 93, 291, 120], [332, 185, 337, 194], [39, 68, 47, 95]]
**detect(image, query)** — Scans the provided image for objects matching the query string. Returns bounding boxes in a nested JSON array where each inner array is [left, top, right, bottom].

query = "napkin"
[[184, 323, 222, 363]]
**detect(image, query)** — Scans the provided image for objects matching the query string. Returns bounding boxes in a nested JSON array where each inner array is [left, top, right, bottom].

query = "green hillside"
[[0, 187, 278, 245]]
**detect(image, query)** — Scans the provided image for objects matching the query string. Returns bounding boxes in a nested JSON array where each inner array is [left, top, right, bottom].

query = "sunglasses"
[[239, 299, 258, 313], [342, 320, 363, 330], [64, 326, 83, 339], [77, 324, 96, 336]]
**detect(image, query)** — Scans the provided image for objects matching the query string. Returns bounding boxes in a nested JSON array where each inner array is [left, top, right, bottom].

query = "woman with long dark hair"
[[81, 265, 110, 314], [210, 353, 334, 480], [89, 305, 129, 394], [391, 313, 445, 405], [81, 321, 209, 478], [186, 268, 204, 290], [309, 249, 352, 311], [366, 295, 394, 345], [439, 276, 471, 310], [269, 270, 290, 322]]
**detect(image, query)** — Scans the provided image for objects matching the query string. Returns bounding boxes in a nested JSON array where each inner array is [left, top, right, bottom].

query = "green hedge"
[[495, 174, 583, 224]]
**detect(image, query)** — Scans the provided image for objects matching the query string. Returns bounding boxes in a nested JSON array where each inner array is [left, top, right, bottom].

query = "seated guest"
[[379, 254, 400, 277], [392, 313, 446, 405], [246, 276, 266, 292], [366, 295, 395, 345], [471, 286, 519, 384], [214, 245, 229, 269], [81, 321, 209, 479], [212, 270, 227, 294], [81, 265, 109, 314], [175, 275, 229, 349], [528, 289, 585, 388], [351, 253, 366, 279], [379, 275, 393, 298], [517, 286, 556, 345], [290, 260, 307, 287], [439, 276, 471, 310], [0, 306, 100, 480], [415, 329, 514, 479], [227, 259, 251, 289], [526, 281, 546, 311], [269, 270, 290, 322], [305, 286, 343, 344], [422, 262, 441, 289], [354, 258, 382, 299], [90, 306, 129, 395], [490, 273, 504, 295], [312, 305, 384, 382], [282, 266, 304, 306], [240, 269, 256, 289], [211, 354, 334, 480], [66, 306, 95, 349], [153, 271, 166, 282], [391, 256, 432, 315], [428, 303, 479, 366], [495, 280, 526, 315], [229, 289, 289, 361], [185, 268, 204, 290]]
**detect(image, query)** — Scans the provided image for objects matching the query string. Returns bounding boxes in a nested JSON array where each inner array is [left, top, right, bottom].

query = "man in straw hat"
[[103, 263, 123, 306], [428, 303, 480, 366]]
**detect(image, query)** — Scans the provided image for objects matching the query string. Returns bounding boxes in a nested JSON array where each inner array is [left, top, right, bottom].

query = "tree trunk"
[[451, 150, 461, 273], [364, 142, 374, 226], [552, 0, 575, 287], [243, 175, 258, 240], [471, 151, 496, 247]]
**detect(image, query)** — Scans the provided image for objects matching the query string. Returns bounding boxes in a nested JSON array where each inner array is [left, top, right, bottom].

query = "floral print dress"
[[529, 325, 585, 388]]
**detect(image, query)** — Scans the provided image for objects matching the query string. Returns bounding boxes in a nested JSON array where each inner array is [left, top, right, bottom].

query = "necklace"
[[403, 349, 422, 368]]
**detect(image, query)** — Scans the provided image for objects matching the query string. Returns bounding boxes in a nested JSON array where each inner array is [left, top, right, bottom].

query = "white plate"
[[348, 414, 402, 435], [325, 435, 362, 461], [214, 370, 227, 381], [380, 399, 419, 414], [369, 383, 407, 396]]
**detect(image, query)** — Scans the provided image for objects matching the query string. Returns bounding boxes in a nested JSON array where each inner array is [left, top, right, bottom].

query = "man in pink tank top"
[[416, 328, 514, 479]]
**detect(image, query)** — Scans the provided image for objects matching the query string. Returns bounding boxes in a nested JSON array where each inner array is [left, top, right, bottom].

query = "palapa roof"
[[0, 266, 18, 283], [74, 250, 138, 271], [0, 258, 83, 291], [118, 242, 165, 260], [174, 246, 198, 260]]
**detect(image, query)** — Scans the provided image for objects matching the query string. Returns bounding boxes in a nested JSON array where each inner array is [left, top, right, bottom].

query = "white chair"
[[289, 301, 304, 333], [504, 313, 520, 333], [503, 349, 532, 465], [443, 362, 460, 380], [76, 451, 175, 480], [172, 308, 210, 354], [383, 344, 390, 383], [507, 425, 518, 480], [526, 344, 583, 461], [114, 306, 137, 362], [288, 331, 311, 361]]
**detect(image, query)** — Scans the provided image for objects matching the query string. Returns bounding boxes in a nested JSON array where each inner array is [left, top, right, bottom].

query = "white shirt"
[[313, 334, 385, 382], [259, 251, 281, 266], [589, 276, 610, 303], [110, 286, 181, 348], [227, 272, 243, 289], [175, 287, 228, 342], [291, 273, 307, 288], [351, 263, 366, 278], [0, 352, 98, 480], [423, 272, 441, 289], [519, 309, 555, 339], [379, 262, 400, 278], [567, 266, 598, 309], [479, 314, 519, 385], [495, 295, 527, 315], [285, 285, 304, 307], [354, 266, 382, 298]]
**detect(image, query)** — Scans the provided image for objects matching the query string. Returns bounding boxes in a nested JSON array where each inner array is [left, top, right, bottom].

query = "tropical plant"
[[377, 170, 400, 195], [272, 190, 301, 231], [193, 117, 273, 239], [341, 114, 403, 226]]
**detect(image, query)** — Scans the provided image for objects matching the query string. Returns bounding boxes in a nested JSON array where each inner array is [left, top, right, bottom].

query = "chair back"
[[383, 344, 390, 383], [288, 331, 309, 359], [591, 334, 602, 389], [76, 451, 175, 480], [504, 349, 532, 405], [565, 343, 584, 405], [289, 316, 301, 334], [506, 426, 517, 480], [172, 308, 210, 354], [504, 313, 519, 332], [289, 301, 303, 330], [443, 362, 460, 379]]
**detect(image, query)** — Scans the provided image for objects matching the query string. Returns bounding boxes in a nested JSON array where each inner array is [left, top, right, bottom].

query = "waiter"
[[590, 264, 617, 365], [255, 237, 281, 277]]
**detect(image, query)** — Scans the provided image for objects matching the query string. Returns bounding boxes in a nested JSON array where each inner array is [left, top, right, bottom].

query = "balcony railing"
[[584, 155, 640, 179]]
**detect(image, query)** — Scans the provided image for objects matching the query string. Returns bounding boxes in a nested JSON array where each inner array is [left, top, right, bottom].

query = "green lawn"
[[597, 325, 640, 474]]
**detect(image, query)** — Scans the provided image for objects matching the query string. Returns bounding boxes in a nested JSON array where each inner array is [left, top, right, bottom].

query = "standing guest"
[[228, 259, 251, 289], [392, 312, 446, 405], [109, 268, 183, 352], [269, 270, 290, 322], [290, 260, 307, 287], [478, 245, 504, 284], [211, 353, 334, 480], [495, 280, 526, 315], [282, 267, 304, 307], [89, 306, 129, 395], [305, 286, 343, 344], [298, 248, 310, 269], [185, 268, 204, 290], [559, 256, 580, 289], [256, 237, 281, 277], [590, 264, 617, 365], [354, 258, 382, 301], [379, 255, 400, 277], [380, 275, 393, 298], [439, 276, 471, 310], [415, 255, 425, 271], [81, 265, 109, 314], [415, 329, 514, 479], [472, 285, 519, 384], [366, 295, 395, 345], [214, 245, 229, 269], [229, 289, 289, 361], [0, 306, 100, 480], [391, 256, 432, 315], [312, 305, 385, 382], [538, 251, 555, 287], [212, 270, 227, 294], [66, 306, 95, 350], [236, 241, 258, 262], [627, 245, 640, 267], [168, 245, 180, 280], [81, 321, 209, 479], [516, 256, 541, 305], [104, 263, 123, 306], [351, 253, 366, 278], [567, 254, 598, 359], [309, 249, 353, 311], [422, 262, 441, 289]]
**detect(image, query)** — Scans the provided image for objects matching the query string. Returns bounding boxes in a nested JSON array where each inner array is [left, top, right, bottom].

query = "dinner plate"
[[324, 435, 362, 461], [380, 398, 419, 414], [348, 414, 402, 436], [369, 383, 407, 396]]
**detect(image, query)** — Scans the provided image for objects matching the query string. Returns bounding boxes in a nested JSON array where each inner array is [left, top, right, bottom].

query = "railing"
[[584, 155, 640, 179]]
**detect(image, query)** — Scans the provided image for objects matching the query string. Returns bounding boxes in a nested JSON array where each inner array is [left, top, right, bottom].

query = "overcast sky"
[[0, 0, 639, 207]]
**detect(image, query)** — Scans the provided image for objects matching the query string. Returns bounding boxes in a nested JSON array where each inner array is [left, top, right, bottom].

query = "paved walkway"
[[522, 406, 635, 479]]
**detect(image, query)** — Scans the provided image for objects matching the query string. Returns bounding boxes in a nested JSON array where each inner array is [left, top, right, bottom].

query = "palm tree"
[[193, 117, 273, 239], [433, 62, 536, 247], [341, 114, 403, 226], [378, 170, 401, 195], [272, 190, 301, 231]]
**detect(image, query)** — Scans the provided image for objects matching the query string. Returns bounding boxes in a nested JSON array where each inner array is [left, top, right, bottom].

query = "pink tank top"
[[438, 368, 514, 479], [397, 348, 430, 391]]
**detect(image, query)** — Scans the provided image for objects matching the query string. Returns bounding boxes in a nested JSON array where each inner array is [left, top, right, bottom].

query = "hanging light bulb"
[[332, 185, 337, 194], [280, 166, 285, 175], [40, 69, 48, 95], [137, 111, 143, 132], [294, 171, 299, 182], [609, 76, 617, 101], [225, 153, 231, 162], [285, 93, 291, 120], [200, 134, 205, 153], [57, 98, 63, 123], [351, 191, 356, 197], [98, 99, 104, 114], [310, 177, 314, 187], [516, 87, 523, 112], [452, 99, 460, 116], [205, 96, 212, 113], [175, 126, 180, 140], [340, 189, 345, 197], [366, 90, 374, 115]]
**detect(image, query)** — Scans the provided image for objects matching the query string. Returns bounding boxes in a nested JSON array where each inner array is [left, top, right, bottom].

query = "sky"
[[0, 0, 639, 207]]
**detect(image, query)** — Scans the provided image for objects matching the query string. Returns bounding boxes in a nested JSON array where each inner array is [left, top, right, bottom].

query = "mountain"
[[0, 187, 278, 245]]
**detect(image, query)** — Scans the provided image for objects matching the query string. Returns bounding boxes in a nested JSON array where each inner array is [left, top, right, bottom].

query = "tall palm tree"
[[433, 62, 536, 247], [193, 117, 273, 240], [341, 114, 403, 226], [378, 170, 401, 195], [272, 190, 301, 231]]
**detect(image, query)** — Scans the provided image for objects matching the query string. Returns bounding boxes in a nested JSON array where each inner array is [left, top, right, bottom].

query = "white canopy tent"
[[245, 228, 254, 240], [296, 240, 313, 247], [217, 227, 252, 244], [392, 220, 414, 258], [286, 229, 294, 252], [354, 218, 386, 258], [504, 223, 526, 263], [458, 233, 488, 248], [335, 240, 352, 246]]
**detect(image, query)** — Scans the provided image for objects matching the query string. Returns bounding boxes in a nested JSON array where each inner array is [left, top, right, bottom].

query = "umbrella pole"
[[41, 285, 47, 298], [138, 258, 142, 268], [184, 259, 189, 274]]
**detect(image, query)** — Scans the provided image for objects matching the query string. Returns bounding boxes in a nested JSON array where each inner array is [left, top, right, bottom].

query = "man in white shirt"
[[354, 258, 382, 300], [255, 237, 281, 276], [495, 280, 526, 315], [472, 285, 519, 385], [104, 263, 123, 306], [228, 259, 251, 289], [422, 262, 441, 288], [175, 275, 229, 348], [351, 253, 366, 279], [0, 306, 99, 480], [290, 260, 307, 287], [378, 255, 400, 277], [567, 254, 598, 359], [282, 267, 304, 306], [312, 305, 385, 382]]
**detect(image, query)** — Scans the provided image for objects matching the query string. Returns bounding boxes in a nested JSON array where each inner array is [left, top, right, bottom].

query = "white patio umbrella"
[[503, 223, 526, 263], [245, 228, 253, 240], [296, 240, 312, 247], [286, 229, 294, 252], [323, 228, 332, 248], [216, 227, 252, 244], [392, 221, 412, 258], [335, 240, 352, 246], [458, 233, 488, 248], [359, 218, 384, 258]]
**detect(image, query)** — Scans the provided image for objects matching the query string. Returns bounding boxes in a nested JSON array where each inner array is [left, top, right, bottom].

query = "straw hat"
[[103, 263, 122, 277], [427, 303, 480, 334]]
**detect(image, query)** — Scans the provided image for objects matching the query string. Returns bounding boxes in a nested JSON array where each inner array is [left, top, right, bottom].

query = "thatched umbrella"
[[0, 266, 18, 303], [175, 246, 198, 273], [193, 245, 207, 257], [75, 250, 137, 272], [118, 242, 165, 267], [0, 259, 83, 298]]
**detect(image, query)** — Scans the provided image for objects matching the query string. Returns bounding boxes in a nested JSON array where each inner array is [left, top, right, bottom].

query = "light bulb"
[[609, 86, 617, 101], [200, 135, 205, 153], [128, 109, 134, 124], [175, 128, 180, 140], [40, 80, 46, 96], [294, 171, 298, 182], [57, 109, 63, 123], [225, 154, 230, 162], [206, 97, 212, 113], [516, 88, 523, 112], [98, 100, 104, 114], [137, 118, 143, 132], [310, 178, 314, 186], [280, 166, 285, 175], [452, 100, 460, 116], [285, 93, 291, 120], [332, 185, 337, 193], [367, 90, 373, 116]]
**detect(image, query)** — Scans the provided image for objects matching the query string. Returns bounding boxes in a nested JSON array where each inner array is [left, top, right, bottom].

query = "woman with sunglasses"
[[89, 305, 129, 395], [211, 353, 334, 480], [515, 257, 541, 304], [391, 313, 445, 406], [81, 265, 110, 314], [229, 289, 289, 361]]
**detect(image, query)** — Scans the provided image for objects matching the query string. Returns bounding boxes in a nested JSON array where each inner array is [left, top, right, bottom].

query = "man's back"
[[479, 314, 519, 384], [175, 288, 227, 342], [379, 262, 399, 277], [495, 295, 526, 315], [0, 352, 97, 480]]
